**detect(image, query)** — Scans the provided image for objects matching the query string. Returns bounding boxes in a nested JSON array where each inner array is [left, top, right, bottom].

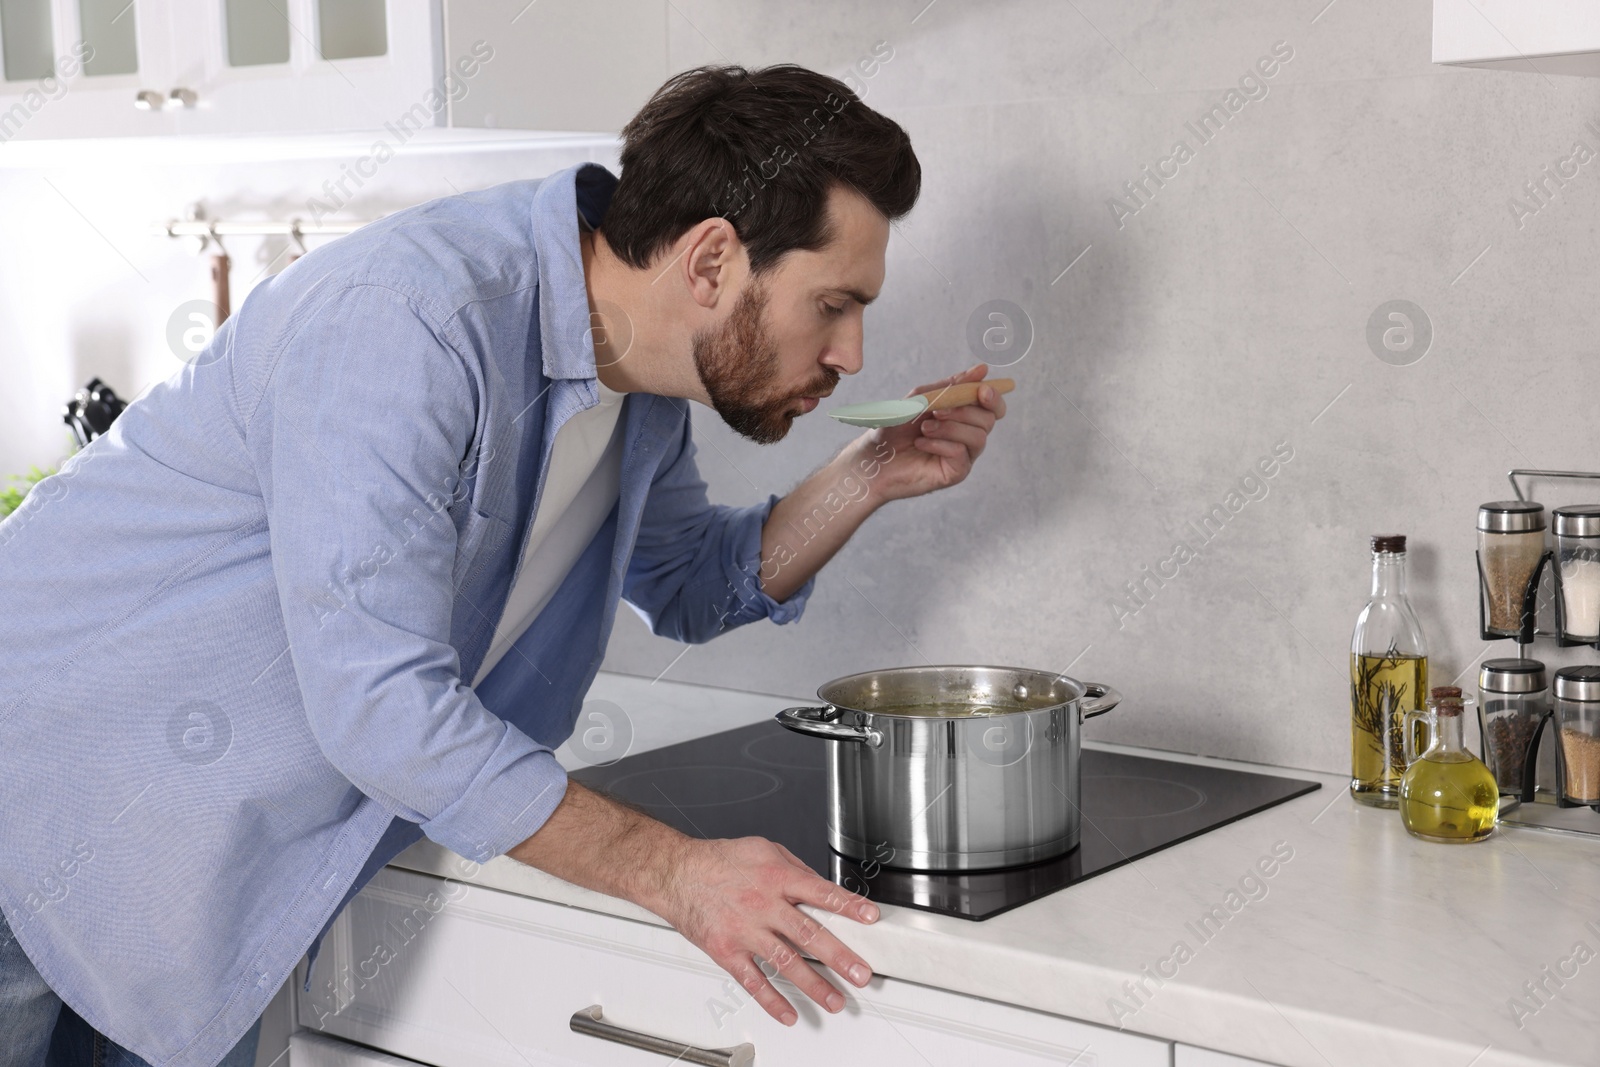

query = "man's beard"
[[692, 276, 839, 444]]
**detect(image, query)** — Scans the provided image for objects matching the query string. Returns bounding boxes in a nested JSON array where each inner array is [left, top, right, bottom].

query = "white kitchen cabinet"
[[299, 866, 1173, 1067], [1433, 0, 1600, 77], [0, 0, 179, 138], [1175, 1044, 1283, 1067], [164, 0, 442, 138], [0, 0, 665, 140]]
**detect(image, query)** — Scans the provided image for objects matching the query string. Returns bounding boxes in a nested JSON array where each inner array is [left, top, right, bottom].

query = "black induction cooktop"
[[570, 719, 1320, 921]]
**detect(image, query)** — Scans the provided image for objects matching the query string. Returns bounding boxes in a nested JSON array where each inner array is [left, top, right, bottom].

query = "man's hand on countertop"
[[508, 779, 878, 1026], [646, 834, 880, 1026]]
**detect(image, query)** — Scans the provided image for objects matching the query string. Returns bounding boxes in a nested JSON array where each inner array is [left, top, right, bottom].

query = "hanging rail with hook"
[[151, 217, 380, 247], [153, 207, 381, 325]]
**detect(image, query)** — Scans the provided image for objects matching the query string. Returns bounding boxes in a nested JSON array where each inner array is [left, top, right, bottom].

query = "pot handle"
[[776, 706, 883, 747], [1079, 683, 1122, 721]]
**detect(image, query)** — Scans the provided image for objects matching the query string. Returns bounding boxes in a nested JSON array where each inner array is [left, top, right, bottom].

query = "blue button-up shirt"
[[0, 162, 811, 1067]]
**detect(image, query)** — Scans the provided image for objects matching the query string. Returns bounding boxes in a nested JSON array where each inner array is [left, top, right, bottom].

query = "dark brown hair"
[[601, 64, 921, 277]]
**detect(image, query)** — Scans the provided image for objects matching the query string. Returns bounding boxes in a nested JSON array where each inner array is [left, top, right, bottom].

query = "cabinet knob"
[[166, 88, 198, 109], [134, 90, 165, 110]]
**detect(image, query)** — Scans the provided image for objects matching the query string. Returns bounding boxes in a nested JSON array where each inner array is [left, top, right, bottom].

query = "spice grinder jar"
[[1552, 666, 1600, 805], [1477, 501, 1547, 637], [1477, 658, 1546, 794], [1553, 505, 1600, 643]]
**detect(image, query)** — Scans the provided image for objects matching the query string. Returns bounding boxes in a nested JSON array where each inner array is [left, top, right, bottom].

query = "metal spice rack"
[[1479, 469, 1600, 647], [1481, 469, 1600, 832]]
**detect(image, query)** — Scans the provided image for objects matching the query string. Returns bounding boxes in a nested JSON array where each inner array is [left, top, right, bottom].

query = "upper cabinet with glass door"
[[0, 0, 667, 140], [0, 0, 180, 137], [170, 0, 439, 135]]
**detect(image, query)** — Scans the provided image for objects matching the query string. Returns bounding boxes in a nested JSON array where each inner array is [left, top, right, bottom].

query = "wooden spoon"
[[828, 378, 1014, 428]]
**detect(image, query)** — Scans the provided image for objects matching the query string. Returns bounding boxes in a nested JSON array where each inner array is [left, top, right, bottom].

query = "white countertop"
[[393, 671, 1600, 1067]]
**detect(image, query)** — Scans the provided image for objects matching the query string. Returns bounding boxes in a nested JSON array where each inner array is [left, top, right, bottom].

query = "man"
[[0, 63, 1007, 1065]]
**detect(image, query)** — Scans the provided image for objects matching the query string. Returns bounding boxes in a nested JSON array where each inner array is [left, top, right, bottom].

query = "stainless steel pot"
[[776, 665, 1121, 871]]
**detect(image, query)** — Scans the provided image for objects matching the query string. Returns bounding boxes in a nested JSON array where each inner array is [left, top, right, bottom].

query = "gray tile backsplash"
[[602, 0, 1600, 775]]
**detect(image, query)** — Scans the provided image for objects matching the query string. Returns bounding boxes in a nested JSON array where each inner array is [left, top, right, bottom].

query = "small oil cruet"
[[1400, 686, 1499, 843]]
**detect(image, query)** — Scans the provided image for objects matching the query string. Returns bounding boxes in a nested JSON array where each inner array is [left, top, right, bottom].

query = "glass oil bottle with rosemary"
[[1350, 534, 1429, 808]]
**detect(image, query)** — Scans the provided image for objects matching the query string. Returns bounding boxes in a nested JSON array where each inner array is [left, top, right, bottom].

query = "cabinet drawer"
[[291, 1031, 432, 1066], [299, 866, 1170, 1067]]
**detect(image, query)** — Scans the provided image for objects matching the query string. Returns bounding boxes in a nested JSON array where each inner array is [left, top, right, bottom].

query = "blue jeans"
[[0, 909, 260, 1067]]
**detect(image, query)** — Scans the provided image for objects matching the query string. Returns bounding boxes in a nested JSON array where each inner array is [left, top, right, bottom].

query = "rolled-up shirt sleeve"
[[623, 407, 815, 644], [244, 283, 565, 862]]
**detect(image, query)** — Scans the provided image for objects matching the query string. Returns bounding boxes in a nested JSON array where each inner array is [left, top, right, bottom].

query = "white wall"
[[0, 131, 619, 476]]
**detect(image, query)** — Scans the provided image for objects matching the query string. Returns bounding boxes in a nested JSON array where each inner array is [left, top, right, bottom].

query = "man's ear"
[[681, 218, 745, 310]]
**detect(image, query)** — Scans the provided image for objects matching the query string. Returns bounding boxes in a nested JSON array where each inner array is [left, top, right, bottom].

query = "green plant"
[[0, 466, 55, 519]]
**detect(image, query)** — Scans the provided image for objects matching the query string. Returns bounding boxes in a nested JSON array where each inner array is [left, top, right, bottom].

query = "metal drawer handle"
[[570, 1004, 755, 1066]]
